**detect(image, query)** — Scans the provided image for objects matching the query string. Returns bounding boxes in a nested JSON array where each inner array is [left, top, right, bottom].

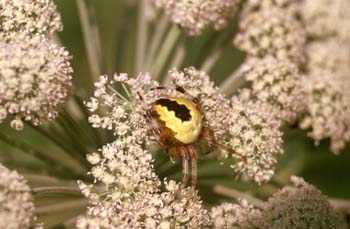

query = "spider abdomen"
[[152, 97, 202, 145]]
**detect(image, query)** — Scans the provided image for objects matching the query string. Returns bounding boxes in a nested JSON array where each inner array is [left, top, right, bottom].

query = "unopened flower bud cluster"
[[210, 176, 345, 228], [234, 0, 307, 129]]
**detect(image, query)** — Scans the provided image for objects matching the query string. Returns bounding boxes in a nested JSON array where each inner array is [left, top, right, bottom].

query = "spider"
[[138, 85, 234, 198]]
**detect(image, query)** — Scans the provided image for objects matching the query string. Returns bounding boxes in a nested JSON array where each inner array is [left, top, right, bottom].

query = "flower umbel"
[[0, 36, 73, 130], [210, 176, 346, 228], [156, 0, 239, 35], [259, 176, 345, 228], [0, 0, 62, 42], [210, 199, 261, 228], [0, 163, 36, 228], [228, 95, 283, 183], [234, 5, 306, 63], [77, 181, 210, 228], [241, 57, 306, 124], [81, 67, 286, 226]]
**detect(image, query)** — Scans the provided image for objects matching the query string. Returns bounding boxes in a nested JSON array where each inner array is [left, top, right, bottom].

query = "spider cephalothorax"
[[139, 85, 224, 197]]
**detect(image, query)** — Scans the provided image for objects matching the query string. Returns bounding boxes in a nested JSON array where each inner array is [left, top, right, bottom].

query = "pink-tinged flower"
[[0, 0, 62, 42], [0, 163, 36, 228], [0, 36, 73, 130], [241, 57, 306, 124], [234, 6, 306, 63], [155, 0, 239, 35]]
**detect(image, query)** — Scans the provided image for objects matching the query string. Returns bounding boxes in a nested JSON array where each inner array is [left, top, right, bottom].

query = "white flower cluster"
[[241, 57, 306, 124], [0, 163, 36, 228], [82, 71, 213, 227], [155, 0, 239, 35], [299, 0, 350, 40], [300, 73, 350, 154], [234, 5, 306, 63], [80, 67, 286, 226], [87, 140, 160, 195], [300, 0, 350, 153], [0, 0, 72, 130], [86, 73, 157, 141], [0, 36, 73, 130], [229, 96, 283, 184], [210, 176, 345, 228], [234, 0, 308, 130], [210, 199, 260, 228], [77, 181, 210, 229], [0, 0, 62, 41]]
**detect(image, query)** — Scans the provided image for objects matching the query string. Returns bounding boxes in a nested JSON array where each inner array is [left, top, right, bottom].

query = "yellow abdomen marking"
[[153, 97, 202, 145]]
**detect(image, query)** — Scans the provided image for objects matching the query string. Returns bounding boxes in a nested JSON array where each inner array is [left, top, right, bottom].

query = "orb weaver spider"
[[138, 85, 236, 198]]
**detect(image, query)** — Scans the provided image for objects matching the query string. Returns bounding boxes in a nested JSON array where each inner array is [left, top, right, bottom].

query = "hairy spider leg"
[[188, 145, 198, 196], [179, 147, 190, 192], [199, 126, 247, 161], [137, 91, 163, 139]]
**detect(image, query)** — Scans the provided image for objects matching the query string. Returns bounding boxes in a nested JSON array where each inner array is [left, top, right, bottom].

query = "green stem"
[[152, 26, 181, 79], [28, 124, 83, 163], [114, 1, 129, 72], [330, 198, 350, 214], [145, 15, 169, 70], [33, 186, 83, 197], [76, 0, 104, 79], [47, 123, 84, 156], [24, 174, 77, 187], [219, 66, 246, 96], [194, 22, 236, 68], [162, 44, 186, 84], [200, 48, 223, 73], [61, 109, 95, 150], [0, 132, 81, 177], [35, 198, 87, 215], [56, 115, 89, 157], [135, 0, 148, 73], [213, 185, 264, 208]]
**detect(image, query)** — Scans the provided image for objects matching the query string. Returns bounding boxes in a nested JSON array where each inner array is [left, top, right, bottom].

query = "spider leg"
[[198, 126, 217, 146], [199, 126, 247, 161], [188, 145, 198, 198], [175, 146, 189, 199], [180, 147, 189, 191]]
